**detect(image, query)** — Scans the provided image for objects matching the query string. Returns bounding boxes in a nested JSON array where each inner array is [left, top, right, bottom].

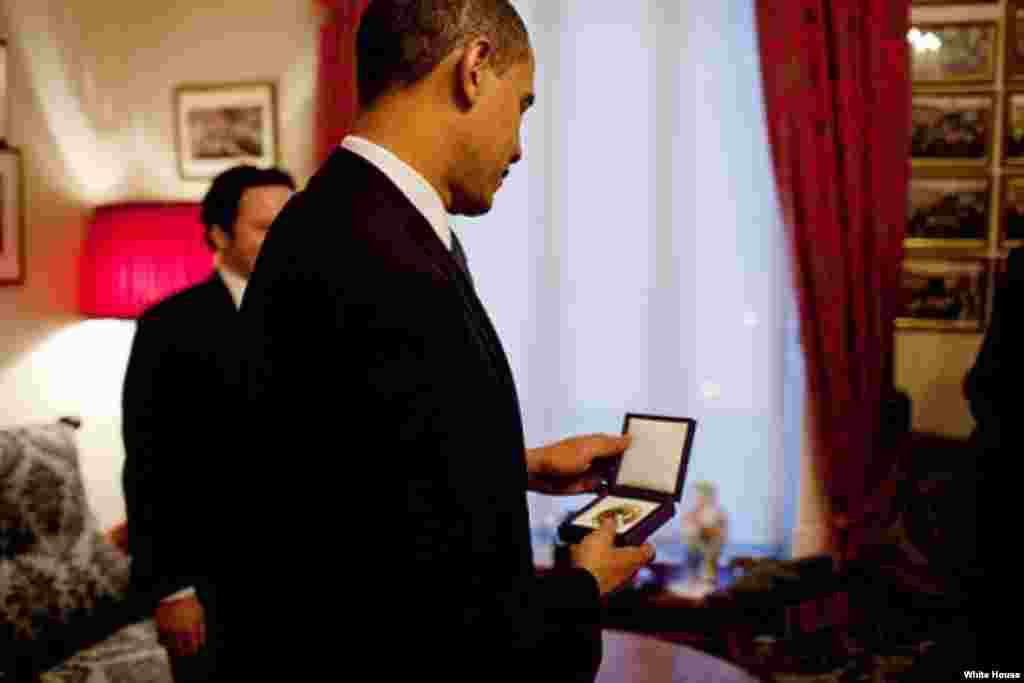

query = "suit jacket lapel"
[[404, 207, 514, 390], [329, 149, 514, 387], [204, 272, 240, 314]]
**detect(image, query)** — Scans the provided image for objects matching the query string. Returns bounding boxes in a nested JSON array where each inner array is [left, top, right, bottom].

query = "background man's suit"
[[961, 247, 1021, 669], [965, 247, 1024, 440], [223, 148, 603, 681], [122, 273, 235, 678]]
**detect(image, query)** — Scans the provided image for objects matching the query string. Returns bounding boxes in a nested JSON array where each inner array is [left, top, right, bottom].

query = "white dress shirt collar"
[[216, 266, 247, 310], [341, 135, 452, 250]]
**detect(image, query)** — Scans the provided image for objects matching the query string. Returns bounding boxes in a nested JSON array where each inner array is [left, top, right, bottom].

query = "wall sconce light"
[[907, 28, 942, 54]]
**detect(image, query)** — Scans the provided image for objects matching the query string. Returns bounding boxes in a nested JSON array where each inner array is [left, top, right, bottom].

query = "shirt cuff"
[[160, 587, 197, 603]]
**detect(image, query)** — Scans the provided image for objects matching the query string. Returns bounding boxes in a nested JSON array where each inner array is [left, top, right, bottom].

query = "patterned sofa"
[[0, 418, 173, 683]]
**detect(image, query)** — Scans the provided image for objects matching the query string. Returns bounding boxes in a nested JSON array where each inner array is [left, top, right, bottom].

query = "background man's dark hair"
[[200, 165, 296, 249], [356, 0, 531, 111]]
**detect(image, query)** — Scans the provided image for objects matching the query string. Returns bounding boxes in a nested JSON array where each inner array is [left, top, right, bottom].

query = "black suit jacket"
[[964, 247, 1024, 445], [961, 255, 1020, 668], [122, 273, 235, 608], [223, 148, 602, 680]]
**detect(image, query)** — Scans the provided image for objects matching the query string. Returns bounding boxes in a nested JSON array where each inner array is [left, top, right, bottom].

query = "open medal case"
[[558, 413, 696, 546]]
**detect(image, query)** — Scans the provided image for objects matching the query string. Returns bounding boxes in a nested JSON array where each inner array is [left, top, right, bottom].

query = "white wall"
[[0, 0, 319, 528]]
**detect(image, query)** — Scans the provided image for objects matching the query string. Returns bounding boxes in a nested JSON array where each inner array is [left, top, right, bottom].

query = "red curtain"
[[755, 2, 909, 561], [315, 0, 371, 165]]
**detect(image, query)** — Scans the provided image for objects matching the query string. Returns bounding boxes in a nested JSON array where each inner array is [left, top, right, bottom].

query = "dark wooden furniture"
[[539, 558, 759, 661], [583, 427, 979, 678]]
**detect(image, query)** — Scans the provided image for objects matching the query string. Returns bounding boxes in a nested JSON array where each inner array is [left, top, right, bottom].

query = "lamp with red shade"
[[79, 202, 214, 319]]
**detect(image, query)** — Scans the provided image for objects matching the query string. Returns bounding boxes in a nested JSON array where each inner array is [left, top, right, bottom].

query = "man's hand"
[[155, 595, 206, 658], [570, 517, 656, 595], [526, 433, 631, 495]]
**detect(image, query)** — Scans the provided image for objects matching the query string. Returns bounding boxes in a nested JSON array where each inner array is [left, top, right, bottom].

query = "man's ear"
[[455, 37, 494, 109], [208, 225, 231, 252]]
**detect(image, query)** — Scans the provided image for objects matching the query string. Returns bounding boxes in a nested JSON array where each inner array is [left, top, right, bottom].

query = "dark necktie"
[[450, 230, 474, 287]]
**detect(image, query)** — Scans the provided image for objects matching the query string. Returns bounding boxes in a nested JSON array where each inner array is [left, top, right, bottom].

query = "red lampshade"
[[79, 202, 214, 319]]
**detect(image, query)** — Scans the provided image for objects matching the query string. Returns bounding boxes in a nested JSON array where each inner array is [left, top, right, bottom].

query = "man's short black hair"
[[200, 165, 296, 249], [356, 0, 531, 111]]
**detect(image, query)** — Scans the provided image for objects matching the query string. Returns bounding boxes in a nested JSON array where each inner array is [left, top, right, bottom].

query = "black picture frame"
[[0, 146, 24, 285], [0, 39, 8, 144]]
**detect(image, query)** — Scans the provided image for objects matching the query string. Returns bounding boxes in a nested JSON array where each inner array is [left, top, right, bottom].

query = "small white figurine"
[[682, 481, 728, 585]]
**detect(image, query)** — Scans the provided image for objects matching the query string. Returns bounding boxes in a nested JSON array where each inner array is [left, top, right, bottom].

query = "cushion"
[[0, 421, 134, 677], [41, 620, 173, 683]]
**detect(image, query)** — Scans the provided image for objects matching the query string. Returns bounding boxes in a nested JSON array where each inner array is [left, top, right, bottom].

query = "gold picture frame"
[[1001, 175, 1024, 248], [911, 91, 994, 167], [909, 21, 998, 85], [1004, 90, 1024, 165], [896, 257, 989, 331], [1007, 1, 1024, 80], [994, 249, 1014, 291], [907, 171, 991, 249]]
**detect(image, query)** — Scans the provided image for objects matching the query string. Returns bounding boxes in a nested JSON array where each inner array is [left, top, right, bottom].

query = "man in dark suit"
[[121, 165, 294, 682], [223, 1, 655, 681], [964, 247, 1024, 441], [961, 247, 1021, 670]]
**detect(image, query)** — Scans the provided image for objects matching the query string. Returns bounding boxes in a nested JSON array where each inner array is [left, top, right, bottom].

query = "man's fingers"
[[595, 516, 618, 540], [590, 433, 631, 457], [637, 542, 656, 564], [575, 474, 604, 492], [617, 542, 656, 566], [163, 625, 206, 657], [170, 633, 190, 657]]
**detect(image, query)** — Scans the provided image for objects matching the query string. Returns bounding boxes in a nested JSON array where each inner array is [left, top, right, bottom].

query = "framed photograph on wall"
[[1007, 1, 1024, 80], [174, 81, 278, 180], [1005, 91, 1024, 164], [0, 147, 23, 285], [1001, 175, 1024, 247], [911, 92, 994, 166], [1, 39, 7, 144], [907, 173, 991, 248], [896, 257, 989, 331], [994, 250, 1012, 291], [909, 22, 997, 84]]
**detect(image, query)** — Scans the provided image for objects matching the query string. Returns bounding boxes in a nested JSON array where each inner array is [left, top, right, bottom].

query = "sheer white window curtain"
[[455, 0, 802, 561]]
